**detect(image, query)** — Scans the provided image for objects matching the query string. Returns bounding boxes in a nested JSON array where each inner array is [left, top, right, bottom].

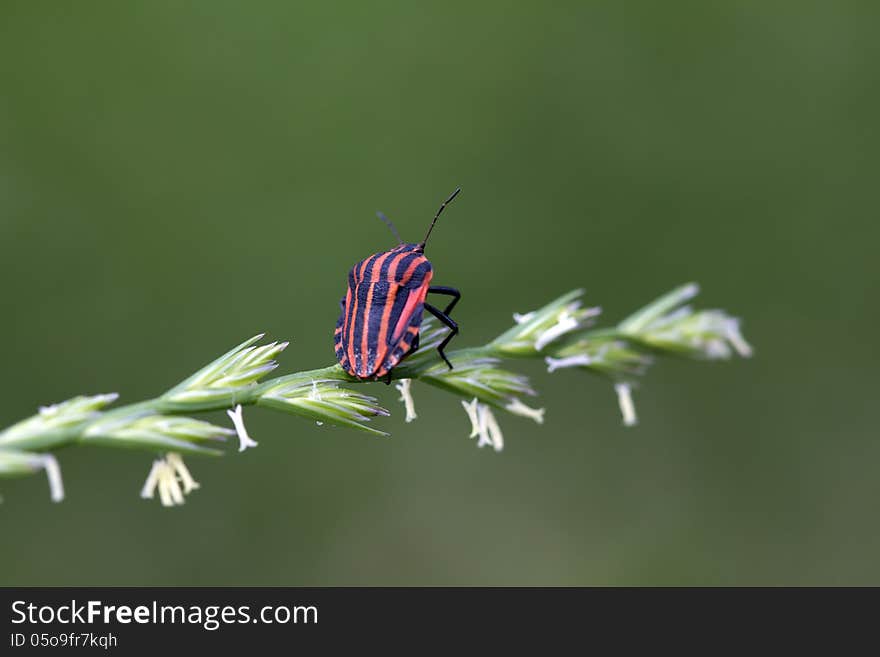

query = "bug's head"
[[376, 187, 461, 253], [393, 242, 427, 255]]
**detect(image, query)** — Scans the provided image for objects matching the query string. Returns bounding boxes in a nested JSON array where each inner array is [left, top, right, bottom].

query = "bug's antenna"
[[420, 187, 461, 249], [376, 211, 403, 244]]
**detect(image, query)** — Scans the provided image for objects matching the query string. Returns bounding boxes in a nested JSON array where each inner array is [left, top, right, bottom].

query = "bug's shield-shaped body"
[[335, 243, 433, 379]]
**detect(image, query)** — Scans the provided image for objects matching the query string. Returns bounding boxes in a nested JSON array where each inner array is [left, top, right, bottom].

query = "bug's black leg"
[[427, 286, 461, 315], [384, 371, 392, 385], [424, 303, 458, 370]]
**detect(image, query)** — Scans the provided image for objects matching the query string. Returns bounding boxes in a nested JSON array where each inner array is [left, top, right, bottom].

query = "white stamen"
[[505, 398, 545, 424], [704, 339, 730, 359], [480, 405, 504, 452], [142, 458, 180, 507], [513, 311, 536, 324], [226, 404, 258, 452], [166, 452, 200, 494], [461, 398, 481, 438], [476, 404, 493, 449], [140, 458, 163, 499], [614, 382, 638, 427], [681, 282, 700, 300], [141, 454, 199, 506], [724, 318, 753, 357], [157, 460, 184, 507], [395, 378, 418, 423], [461, 399, 506, 452], [39, 454, 64, 503], [545, 354, 595, 372], [535, 311, 579, 351]]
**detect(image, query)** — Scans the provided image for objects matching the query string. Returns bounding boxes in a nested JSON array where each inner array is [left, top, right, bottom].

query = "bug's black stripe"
[[387, 338, 414, 372], [351, 288, 367, 375], [405, 261, 431, 290], [379, 306, 423, 374], [361, 252, 383, 282], [343, 258, 368, 371], [391, 337, 413, 363], [364, 280, 389, 374], [335, 340, 348, 370], [344, 269, 356, 329], [378, 247, 401, 281], [350, 253, 382, 375], [393, 253, 420, 283], [336, 295, 346, 331], [385, 284, 412, 341], [342, 267, 358, 345]]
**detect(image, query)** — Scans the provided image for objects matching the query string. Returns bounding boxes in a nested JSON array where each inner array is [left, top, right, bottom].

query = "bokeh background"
[[1, 2, 878, 585]]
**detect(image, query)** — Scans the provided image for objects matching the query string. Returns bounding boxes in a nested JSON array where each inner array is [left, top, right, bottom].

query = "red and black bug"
[[334, 188, 462, 381]]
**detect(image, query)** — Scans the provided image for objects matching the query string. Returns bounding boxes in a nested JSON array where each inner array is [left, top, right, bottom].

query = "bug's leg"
[[427, 286, 461, 315], [385, 371, 392, 386], [424, 303, 458, 370]]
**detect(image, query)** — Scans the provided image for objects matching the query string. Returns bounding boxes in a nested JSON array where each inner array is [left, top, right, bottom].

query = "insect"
[[334, 188, 462, 382]]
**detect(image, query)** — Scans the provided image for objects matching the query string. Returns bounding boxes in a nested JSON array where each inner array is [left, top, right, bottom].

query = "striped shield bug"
[[334, 188, 462, 382]]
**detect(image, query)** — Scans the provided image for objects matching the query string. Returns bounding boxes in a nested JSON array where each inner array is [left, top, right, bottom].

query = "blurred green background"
[[1, 1, 878, 585]]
